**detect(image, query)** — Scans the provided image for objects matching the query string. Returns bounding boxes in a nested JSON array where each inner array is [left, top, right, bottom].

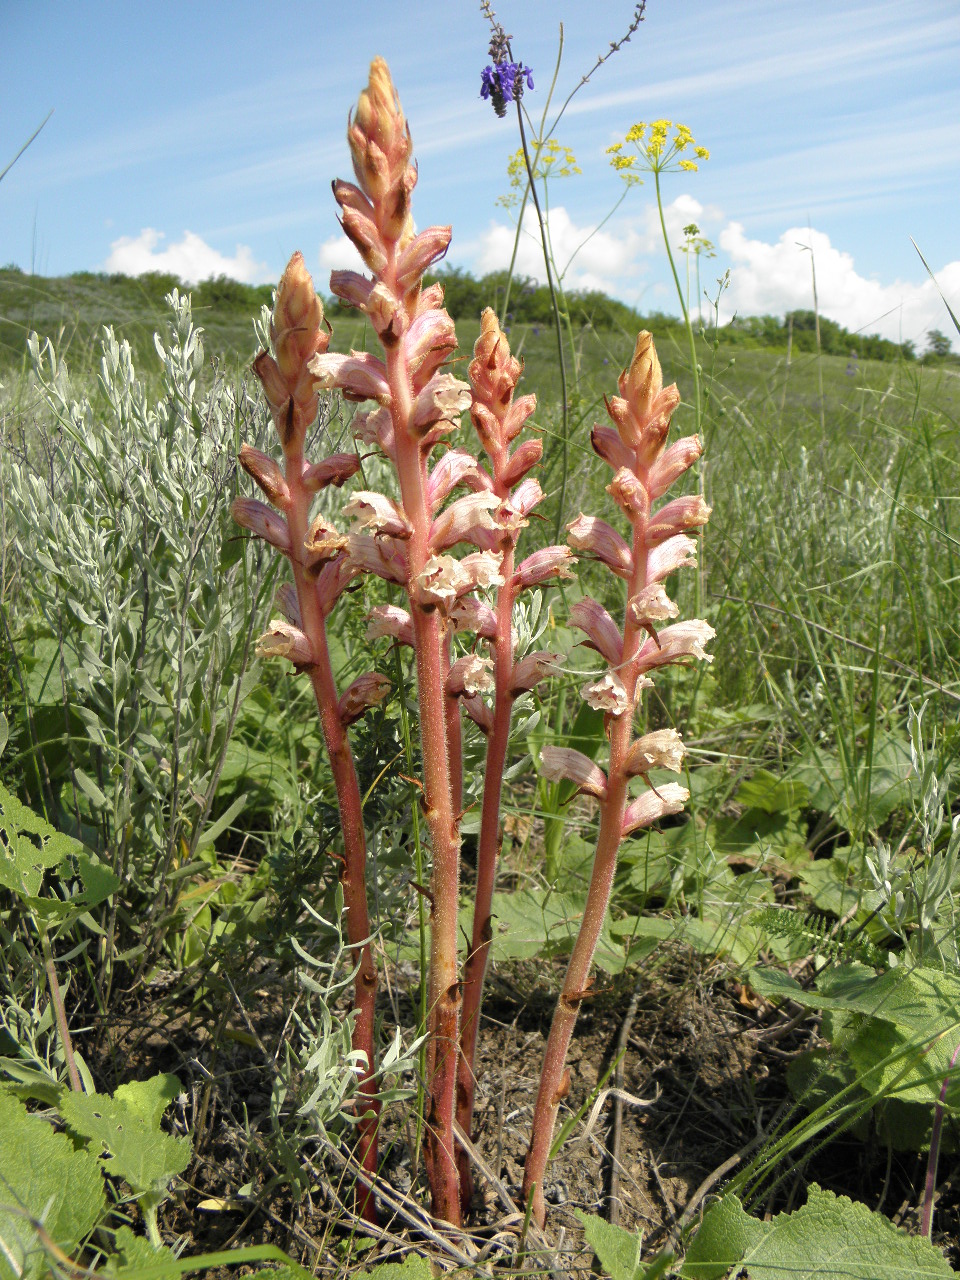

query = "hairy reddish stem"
[[285, 438, 380, 1223], [385, 320, 463, 1226], [522, 532, 649, 1227], [455, 544, 516, 1207]]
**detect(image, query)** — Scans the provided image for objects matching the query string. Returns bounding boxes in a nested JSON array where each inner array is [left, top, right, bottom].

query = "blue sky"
[[3, 0, 958, 350]]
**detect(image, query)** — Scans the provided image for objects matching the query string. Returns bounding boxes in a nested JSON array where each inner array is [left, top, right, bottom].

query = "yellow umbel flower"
[[607, 117, 710, 182]]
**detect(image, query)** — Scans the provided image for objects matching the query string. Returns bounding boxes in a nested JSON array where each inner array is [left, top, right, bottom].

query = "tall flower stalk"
[[456, 308, 573, 1208], [232, 254, 382, 1222], [522, 331, 712, 1226]]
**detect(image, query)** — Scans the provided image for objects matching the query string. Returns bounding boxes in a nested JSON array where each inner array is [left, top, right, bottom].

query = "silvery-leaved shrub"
[[2, 294, 274, 984]]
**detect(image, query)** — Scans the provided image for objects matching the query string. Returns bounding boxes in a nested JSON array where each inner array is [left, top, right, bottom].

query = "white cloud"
[[317, 233, 367, 278], [719, 223, 960, 350], [104, 228, 271, 284]]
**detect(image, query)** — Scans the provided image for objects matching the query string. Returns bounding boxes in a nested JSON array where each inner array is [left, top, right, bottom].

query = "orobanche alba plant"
[[233, 57, 711, 1228]]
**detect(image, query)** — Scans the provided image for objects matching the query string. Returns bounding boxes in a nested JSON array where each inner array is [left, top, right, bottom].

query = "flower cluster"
[[480, 61, 534, 117], [607, 118, 710, 183]]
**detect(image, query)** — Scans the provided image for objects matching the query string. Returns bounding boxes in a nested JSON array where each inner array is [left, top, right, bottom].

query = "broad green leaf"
[[735, 769, 810, 815], [576, 1209, 644, 1280], [0, 1091, 105, 1280], [60, 1077, 191, 1197], [0, 780, 80, 897], [359, 1256, 434, 1280], [105, 1226, 179, 1280], [681, 1185, 954, 1278]]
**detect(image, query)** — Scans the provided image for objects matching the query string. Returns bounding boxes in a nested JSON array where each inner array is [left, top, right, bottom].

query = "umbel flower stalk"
[[232, 254, 382, 1221], [521, 331, 713, 1226]]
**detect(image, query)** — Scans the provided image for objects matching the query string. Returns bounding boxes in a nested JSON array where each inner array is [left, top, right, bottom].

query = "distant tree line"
[[3, 263, 939, 364]]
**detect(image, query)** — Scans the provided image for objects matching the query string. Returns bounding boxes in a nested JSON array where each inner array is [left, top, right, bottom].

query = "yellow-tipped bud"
[[621, 330, 662, 422], [272, 251, 327, 382], [349, 57, 413, 204]]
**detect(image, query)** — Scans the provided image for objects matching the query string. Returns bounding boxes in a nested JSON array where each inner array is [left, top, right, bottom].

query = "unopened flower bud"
[[404, 307, 457, 379], [231, 497, 292, 554], [569, 598, 623, 666], [338, 203, 388, 275], [338, 672, 392, 726], [462, 694, 494, 734], [396, 225, 453, 293], [621, 783, 689, 837], [239, 444, 290, 507], [510, 651, 561, 694], [648, 435, 703, 499], [606, 467, 650, 522], [514, 545, 578, 590], [566, 513, 634, 579], [347, 533, 407, 584], [646, 494, 711, 543], [366, 281, 406, 345], [272, 252, 327, 382], [428, 448, 481, 509], [539, 746, 608, 800], [501, 439, 543, 487], [302, 452, 362, 491], [591, 424, 634, 471], [275, 583, 302, 627], [447, 595, 498, 638]]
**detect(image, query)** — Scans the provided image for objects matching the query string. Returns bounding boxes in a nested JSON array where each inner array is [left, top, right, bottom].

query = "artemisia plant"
[[233, 58, 711, 1229]]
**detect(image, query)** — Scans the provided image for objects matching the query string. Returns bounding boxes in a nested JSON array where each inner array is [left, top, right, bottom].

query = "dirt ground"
[[88, 944, 960, 1277]]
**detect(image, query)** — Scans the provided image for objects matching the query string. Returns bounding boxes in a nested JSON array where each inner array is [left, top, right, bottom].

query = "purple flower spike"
[[480, 61, 534, 117]]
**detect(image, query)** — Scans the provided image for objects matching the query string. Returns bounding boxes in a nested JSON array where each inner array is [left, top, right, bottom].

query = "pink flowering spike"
[[404, 308, 458, 382], [539, 746, 608, 801], [591, 424, 634, 472], [621, 784, 690, 837], [627, 583, 679, 629], [510, 650, 562, 695], [239, 444, 290, 507], [447, 654, 495, 698], [647, 534, 698, 582], [302, 452, 362, 491], [345, 490, 414, 539], [231, 497, 292, 554], [500, 439, 544, 488], [605, 467, 649, 523], [580, 670, 633, 716], [623, 729, 685, 777], [568, 598, 623, 667], [413, 373, 472, 436], [639, 619, 716, 668], [255, 619, 315, 667], [646, 495, 712, 543], [427, 449, 480, 509], [346, 533, 408, 585], [275, 582, 302, 628], [447, 595, 498, 639], [566, 513, 634, 579], [462, 693, 494, 734], [303, 516, 350, 569], [308, 351, 391, 404], [514, 545, 578, 590], [365, 604, 414, 647], [502, 393, 538, 442], [329, 270, 375, 310], [511, 477, 544, 516], [315, 555, 362, 617], [338, 673, 392, 727], [429, 491, 501, 551], [648, 435, 704, 499], [396, 225, 453, 293]]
